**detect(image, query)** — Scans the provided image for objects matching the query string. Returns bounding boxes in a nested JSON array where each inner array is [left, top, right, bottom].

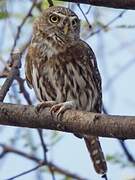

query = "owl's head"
[[33, 6, 80, 49]]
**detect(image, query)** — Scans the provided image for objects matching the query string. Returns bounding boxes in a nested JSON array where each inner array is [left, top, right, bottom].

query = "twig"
[[6, 163, 44, 180], [0, 50, 21, 101], [10, 0, 37, 55], [37, 129, 48, 162], [86, 5, 92, 15], [37, 128, 56, 180], [89, 10, 126, 37], [77, 4, 92, 29], [0, 144, 85, 180], [119, 140, 135, 164], [15, 76, 32, 105]]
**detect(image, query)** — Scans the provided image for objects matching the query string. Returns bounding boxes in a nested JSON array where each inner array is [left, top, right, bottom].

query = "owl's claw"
[[50, 101, 76, 119], [36, 101, 76, 120], [36, 101, 57, 113]]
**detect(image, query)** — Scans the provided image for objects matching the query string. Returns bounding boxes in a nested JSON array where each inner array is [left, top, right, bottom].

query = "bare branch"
[[7, 163, 43, 180], [88, 10, 126, 38], [0, 102, 135, 139], [0, 50, 21, 101], [15, 76, 32, 105], [0, 144, 85, 180], [119, 140, 135, 163], [10, 0, 37, 54], [58, 0, 135, 10]]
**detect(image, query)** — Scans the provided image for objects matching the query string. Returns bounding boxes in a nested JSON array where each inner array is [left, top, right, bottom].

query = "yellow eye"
[[50, 15, 60, 23]]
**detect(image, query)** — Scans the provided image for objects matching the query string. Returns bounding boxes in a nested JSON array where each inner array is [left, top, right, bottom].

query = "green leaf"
[[0, 11, 9, 19]]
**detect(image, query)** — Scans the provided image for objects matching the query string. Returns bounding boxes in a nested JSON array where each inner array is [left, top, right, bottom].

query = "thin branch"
[[0, 50, 21, 101], [77, 4, 92, 29], [0, 144, 85, 180], [0, 45, 32, 111], [37, 129, 56, 180], [89, 10, 126, 37], [37, 129, 48, 162], [15, 76, 32, 105], [119, 140, 135, 164], [0, 102, 135, 139], [57, 0, 135, 10], [6, 163, 43, 180], [10, 0, 37, 54]]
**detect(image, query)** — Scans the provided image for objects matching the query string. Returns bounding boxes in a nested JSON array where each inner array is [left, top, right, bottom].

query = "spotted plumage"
[[25, 6, 107, 175]]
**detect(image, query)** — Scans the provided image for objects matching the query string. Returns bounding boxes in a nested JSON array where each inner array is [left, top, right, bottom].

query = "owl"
[[25, 6, 107, 176]]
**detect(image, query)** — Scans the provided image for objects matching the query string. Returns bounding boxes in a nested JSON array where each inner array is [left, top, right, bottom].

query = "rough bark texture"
[[0, 102, 135, 139], [58, 0, 135, 10]]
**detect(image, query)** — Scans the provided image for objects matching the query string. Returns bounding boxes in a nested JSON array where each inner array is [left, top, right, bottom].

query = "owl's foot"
[[50, 101, 76, 118], [36, 101, 57, 113]]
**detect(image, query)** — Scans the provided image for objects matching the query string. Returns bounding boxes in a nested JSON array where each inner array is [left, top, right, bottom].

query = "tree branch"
[[0, 144, 85, 180], [0, 50, 21, 101], [0, 102, 135, 139], [58, 0, 135, 10], [10, 0, 37, 54]]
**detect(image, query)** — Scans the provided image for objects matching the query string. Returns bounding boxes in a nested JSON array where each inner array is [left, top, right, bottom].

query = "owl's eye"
[[49, 14, 60, 23], [72, 18, 78, 26]]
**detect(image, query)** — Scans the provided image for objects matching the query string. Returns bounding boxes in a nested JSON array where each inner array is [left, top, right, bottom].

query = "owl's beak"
[[63, 24, 69, 35]]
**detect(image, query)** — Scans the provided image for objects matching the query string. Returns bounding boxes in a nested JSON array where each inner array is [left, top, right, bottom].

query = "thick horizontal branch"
[[58, 0, 135, 10], [1, 102, 135, 139]]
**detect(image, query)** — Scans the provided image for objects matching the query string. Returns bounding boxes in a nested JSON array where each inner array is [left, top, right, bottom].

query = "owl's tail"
[[84, 136, 107, 175]]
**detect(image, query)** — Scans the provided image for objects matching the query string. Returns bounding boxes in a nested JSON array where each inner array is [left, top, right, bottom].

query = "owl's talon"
[[49, 104, 62, 113], [50, 101, 76, 120], [36, 101, 57, 113]]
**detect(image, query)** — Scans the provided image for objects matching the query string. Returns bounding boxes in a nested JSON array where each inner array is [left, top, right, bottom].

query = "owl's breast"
[[32, 50, 99, 112], [41, 55, 92, 109]]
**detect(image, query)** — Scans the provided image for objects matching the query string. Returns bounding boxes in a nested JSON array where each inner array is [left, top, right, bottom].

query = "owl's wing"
[[77, 41, 107, 175], [25, 46, 34, 89], [78, 39, 102, 113]]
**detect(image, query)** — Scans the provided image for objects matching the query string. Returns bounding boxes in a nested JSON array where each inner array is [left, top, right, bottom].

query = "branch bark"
[[58, 0, 135, 10], [0, 102, 135, 139]]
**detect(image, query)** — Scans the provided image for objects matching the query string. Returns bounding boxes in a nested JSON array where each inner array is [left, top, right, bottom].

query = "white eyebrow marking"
[[70, 16, 78, 19], [51, 12, 77, 19], [69, 16, 80, 23], [50, 12, 67, 18]]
